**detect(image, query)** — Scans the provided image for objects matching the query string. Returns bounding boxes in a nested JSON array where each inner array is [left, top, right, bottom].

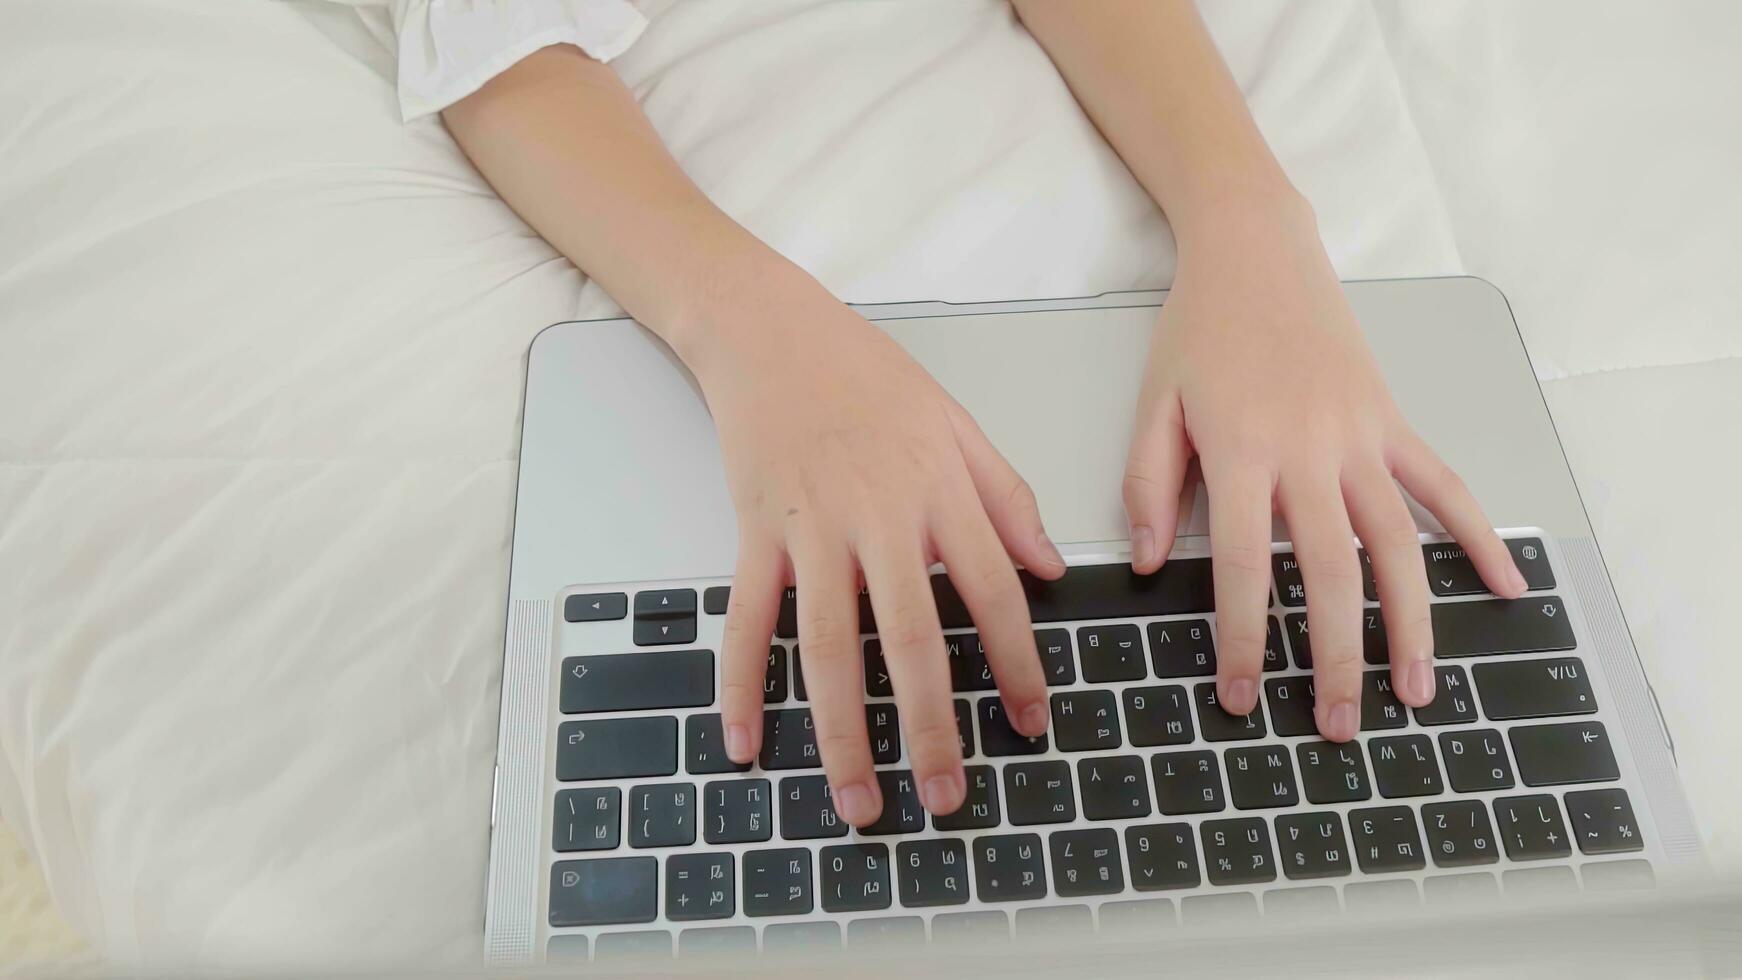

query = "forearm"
[[1012, 0, 1309, 248], [441, 45, 816, 371]]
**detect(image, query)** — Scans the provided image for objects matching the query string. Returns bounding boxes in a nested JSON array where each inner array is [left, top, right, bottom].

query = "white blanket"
[[1, 0, 1736, 968]]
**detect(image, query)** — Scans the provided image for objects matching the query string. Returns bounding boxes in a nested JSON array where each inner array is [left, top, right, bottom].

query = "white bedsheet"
[[1, 0, 1736, 968]]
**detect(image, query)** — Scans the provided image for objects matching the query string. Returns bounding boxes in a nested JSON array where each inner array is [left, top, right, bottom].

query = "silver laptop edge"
[[484, 277, 1704, 964]]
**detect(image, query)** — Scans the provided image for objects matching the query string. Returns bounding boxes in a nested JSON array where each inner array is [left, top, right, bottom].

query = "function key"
[[549, 856, 658, 927], [1507, 537, 1556, 590], [564, 591, 627, 623], [1431, 597, 1575, 658], [702, 586, 731, 615], [1423, 542, 1488, 597], [560, 650, 714, 714], [1273, 553, 1306, 606]]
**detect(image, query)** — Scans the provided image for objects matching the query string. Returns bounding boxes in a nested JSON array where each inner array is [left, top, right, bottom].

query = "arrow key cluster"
[[634, 589, 697, 645]]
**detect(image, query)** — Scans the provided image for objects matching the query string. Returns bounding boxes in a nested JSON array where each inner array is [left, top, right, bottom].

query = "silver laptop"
[[482, 277, 1704, 968]]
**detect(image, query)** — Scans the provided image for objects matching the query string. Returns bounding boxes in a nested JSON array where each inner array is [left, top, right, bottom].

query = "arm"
[[443, 46, 1065, 825], [1015, 1, 1526, 741]]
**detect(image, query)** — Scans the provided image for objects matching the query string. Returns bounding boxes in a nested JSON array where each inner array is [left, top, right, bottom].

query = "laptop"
[[482, 277, 1705, 967]]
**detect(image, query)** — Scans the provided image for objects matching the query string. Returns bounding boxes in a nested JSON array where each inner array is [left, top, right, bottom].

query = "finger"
[[1391, 432, 1527, 598], [1203, 460, 1274, 718], [930, 500, 1049, 740], [720, 536, 784, 764], [1124, 389, 1192, 574], [949, 404, 1067, 580], [1279, 476, 1365, 742], [792, 541, 881, 827], [1343, 460, 1436, 708], [860, 536, 966, 815]]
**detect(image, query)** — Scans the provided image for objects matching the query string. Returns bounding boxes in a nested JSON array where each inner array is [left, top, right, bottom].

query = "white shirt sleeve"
[[367, 0, 649, 122]]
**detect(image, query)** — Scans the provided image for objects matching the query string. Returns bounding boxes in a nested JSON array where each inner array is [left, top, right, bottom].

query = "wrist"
[[1170, 182, 1324, 279], [655, 235, 839, 384]]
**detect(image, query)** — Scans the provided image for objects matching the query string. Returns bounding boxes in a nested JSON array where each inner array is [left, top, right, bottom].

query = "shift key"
[[1431, 597, 1575, 658], [557, 717, 678, 781], [561, 651, 714, 714]]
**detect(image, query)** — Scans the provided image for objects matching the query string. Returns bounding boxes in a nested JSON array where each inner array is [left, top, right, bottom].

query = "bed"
[[2, 0, 1738, 968]]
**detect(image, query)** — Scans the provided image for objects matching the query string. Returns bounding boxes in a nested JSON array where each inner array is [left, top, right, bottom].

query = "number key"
[[1274, 812, 1352, 880], [1348, 806, 1426, 872], [1200, 817, 1276, 885], [1124, 823, 1201, 890], [897, 839, 970, 908], [820, 843, 891, 913], [973, 833, 1047, 902], [1049, 828, 1124, 897], [742, 847, 814, 917], [1422, 800, 1499, 867]]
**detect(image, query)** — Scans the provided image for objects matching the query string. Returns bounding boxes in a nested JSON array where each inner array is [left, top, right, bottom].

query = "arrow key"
[[564, 592, 627, 623]]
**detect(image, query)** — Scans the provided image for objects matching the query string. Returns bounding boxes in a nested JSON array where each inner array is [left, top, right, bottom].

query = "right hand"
[[696, 281, 1066, 827]]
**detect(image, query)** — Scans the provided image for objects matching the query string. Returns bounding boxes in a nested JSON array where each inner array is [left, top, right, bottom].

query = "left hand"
[[1123, 199, 1528, 742]]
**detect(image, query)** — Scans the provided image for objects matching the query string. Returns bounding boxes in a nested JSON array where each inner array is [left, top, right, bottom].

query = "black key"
[[1049, 828, 1124, 897], [1432, 597, 1575, 657], [1194, 682, 1266, 741], [666, 852, 734, 921], [862, 640, 893, 697], [953, 699, 976, 758], [554, 787, 621, 852], [977, 697, 1048, 756], [1051, 689, 1121, 751], [1474, 657, 1597, 720], [560, 650, 714, 714], [762, 921, 838, 953], [635, 588, 697, 618], [1283, 610, 1389, 669], [704, 778, 772, 845], [1004, 760, 1076, 825], [702, 586, 730, 615], [1148, 618, 1215, 677], [557, 717, 676, 781], [1439, 728, 1516, 792], [1348, 806, 1426, 872], [933, 765, 1000, 831], [897, 839, 970, 908], [1125, 823, 1201, 890], [1370, 734, 1444, 798], [1506, 537, 1556, 590], [791, 645, 808, 701], [629, 782, 696, 848], [678, 927, 755, 957], [1201, 818, 1277, 885], [820, 843, 892, 913], [1359, 548, 1379, 602], [1423, 542, 1489, 597], [1264, 676, 1318, 737], [1035, 628, 1076, 686], [864, 770, 925, 836], [1565, 788, 1645, 855], [1152, 750, 1225, 815], [779, 775, 849, 840], [634, 617, 696, 646], [760, 709, 819, 770], [1274, 552, 1306, 606], [564, 591, 627, 623], [972, 834, 1047, 902], [1422, 800, 1499, 867], [945, 560, 1216, 628], [1509, 721, 1619, 786], [942, 632, 996, 691], [549, 856, 658, 927], [1078, 624, 1146, 682], [1225, 746, 1299, 810], [1493, 795, 1573, 861], [1296, 740, 1372, 804], [593, 930, 671, 960], [1123, 685, 1194, 746], [742, 847, 814, 917], [1078, 755, 1151, 820], [866, 703, 901, 765], [1412, 665, 1477, 726], [1274, 812, 1352, 880], [1361, 670, 1408, 731], [1265, 615, 1288, 672], [764, 645, 788, 704], [685, 714, 749, 775]]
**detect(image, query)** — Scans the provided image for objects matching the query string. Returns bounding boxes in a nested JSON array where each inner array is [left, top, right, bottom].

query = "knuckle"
[[1317, 644, 1363, 672], [801, 612, 854, 654], [1004, 475, 1040, 516], [1217, 624, 1269, 653], [1298, 551, 1361, 585], [720, 680, 762, 705], [902, 719, 962, 754], [1216, 542, 1271, 577], [816, 730, 869, 762]]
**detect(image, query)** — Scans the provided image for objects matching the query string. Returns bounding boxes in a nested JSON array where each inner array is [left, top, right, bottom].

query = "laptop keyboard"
[[538, 533, 1653, 961]]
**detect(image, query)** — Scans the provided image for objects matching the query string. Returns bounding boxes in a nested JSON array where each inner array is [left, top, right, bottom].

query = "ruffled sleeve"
[[385, 0, 648, 121]]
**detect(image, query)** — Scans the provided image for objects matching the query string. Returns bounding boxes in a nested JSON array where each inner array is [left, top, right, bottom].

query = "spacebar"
[[934, 559, 1215, 629]]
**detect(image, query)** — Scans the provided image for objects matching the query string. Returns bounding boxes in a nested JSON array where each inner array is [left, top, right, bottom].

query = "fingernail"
[[834, 782, 878, 826], [725, 724, 750, 761], [1323, 700, 1359, 742], [1507, 564, 1529, 595], [1407, 659, 1437, 704], [1037, 531, 1066, 569], [921, 774, 965, 814], [1131, 525, 1156, 569], [1019, 702, 1050, 737], [1226, 678, 1257, 715]]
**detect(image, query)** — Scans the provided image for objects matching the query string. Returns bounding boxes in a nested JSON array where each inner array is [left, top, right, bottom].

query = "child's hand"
[[1121, 204, 1529, 742], [699, 281, 1066, 827]]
